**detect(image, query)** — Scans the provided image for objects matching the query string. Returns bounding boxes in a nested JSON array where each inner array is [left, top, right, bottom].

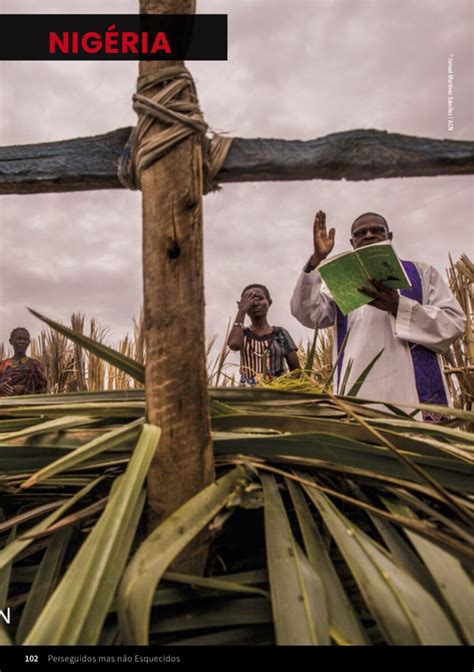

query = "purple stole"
[[335, 260, 448, 404]]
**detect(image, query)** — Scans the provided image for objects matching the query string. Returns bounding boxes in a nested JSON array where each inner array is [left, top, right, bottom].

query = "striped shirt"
[[239, 326, 297, 386]]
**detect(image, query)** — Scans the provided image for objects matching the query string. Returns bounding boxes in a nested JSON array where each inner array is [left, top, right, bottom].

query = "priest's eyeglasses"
[[352, 226, 388, 239]]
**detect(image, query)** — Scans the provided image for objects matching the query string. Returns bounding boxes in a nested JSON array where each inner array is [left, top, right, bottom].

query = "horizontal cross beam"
[[1, 127, 473, 195]]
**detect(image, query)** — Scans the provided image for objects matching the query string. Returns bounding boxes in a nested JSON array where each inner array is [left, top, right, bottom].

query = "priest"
[[290, 210, 465, 418]]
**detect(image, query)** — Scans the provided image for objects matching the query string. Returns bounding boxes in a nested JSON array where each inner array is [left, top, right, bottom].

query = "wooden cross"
[[1, 0, 473, 573]]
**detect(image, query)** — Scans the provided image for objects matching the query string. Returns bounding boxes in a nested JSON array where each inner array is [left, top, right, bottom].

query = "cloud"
[[1, 0, 472, 356]]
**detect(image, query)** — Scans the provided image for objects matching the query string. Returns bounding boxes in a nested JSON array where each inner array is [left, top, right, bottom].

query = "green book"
[[318, 241, 412, 315]]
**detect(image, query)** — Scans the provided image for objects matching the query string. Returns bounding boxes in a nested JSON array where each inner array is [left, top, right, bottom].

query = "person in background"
[[228, 284, 300, 386], [0, 327, 48, 396], [290, 210, 465, 420]]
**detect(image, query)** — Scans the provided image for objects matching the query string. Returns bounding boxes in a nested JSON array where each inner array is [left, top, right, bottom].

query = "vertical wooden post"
[[139, 0, 214, 572]]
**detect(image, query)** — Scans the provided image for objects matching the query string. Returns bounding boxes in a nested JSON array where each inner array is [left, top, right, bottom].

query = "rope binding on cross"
[[118, 65, 233, 194]]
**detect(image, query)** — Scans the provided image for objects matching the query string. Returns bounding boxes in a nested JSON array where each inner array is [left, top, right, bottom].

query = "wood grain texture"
[[1, 128, 472, 194], [139, 0, 214, 574]]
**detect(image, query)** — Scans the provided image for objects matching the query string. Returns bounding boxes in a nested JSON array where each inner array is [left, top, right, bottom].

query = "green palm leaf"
[[15, 528, 72, 643], [0, 476, 105, 572], [24, 424, 160, 644], [346, 348, 385, 397], [383, 497, 474, 644], [20, 418, 143, 489], [118, 467, 248, 645], [286, 477, 367, 645], [303, 484, 461, 644], [1, 384, 472, 646], [261, 472, 330, 645]]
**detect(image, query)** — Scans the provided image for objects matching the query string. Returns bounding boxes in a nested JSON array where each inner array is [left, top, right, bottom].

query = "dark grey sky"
[[1, 0, 473, 367]]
